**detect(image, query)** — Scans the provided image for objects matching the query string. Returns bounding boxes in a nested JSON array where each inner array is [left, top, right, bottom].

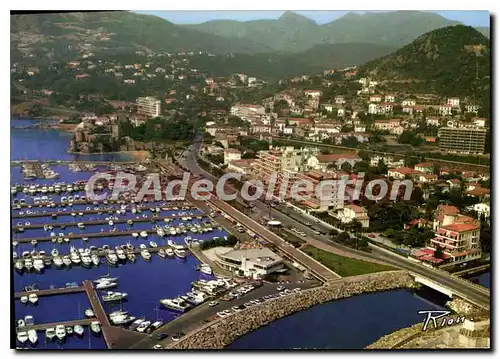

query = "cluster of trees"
[[199, 235, 238, 250], [120, 117, 196, 142], [398, 130, 425, 146]]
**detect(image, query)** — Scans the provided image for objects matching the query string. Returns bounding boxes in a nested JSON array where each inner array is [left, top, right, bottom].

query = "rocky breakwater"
[[170, 270, 417, 349]]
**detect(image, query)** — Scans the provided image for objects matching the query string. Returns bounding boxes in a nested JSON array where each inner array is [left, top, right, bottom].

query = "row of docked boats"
[[19, 293, 38, 305], [43, 323, 100, 343], [16, 315, 99, 345], [11, 181, 86, 196]]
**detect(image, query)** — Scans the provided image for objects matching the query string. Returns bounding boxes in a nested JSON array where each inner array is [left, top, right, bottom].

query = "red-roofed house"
[[439, 104, 453, 116], [307, 153, 361, 171], [428, 220, 481, 264], [338, 204, 370, 228]]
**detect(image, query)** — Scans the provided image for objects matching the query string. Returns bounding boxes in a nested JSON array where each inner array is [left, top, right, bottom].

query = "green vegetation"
[[200, 234, 238, 250], [361, 25, 490, 115], [302, 245, 395, 277], [185, 11, 480, 52], [120, 117, 196, 142], [398, 131, 425, 146]]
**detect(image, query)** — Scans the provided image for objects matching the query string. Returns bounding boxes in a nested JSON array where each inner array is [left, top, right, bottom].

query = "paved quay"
[[168, 271, 416, 349], [130, 279, 320, 349]]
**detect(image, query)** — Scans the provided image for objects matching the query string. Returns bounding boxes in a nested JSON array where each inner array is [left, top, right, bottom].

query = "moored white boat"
[[45, 328, 56, 341], [55, 325, 66, 341], [20, 296, 28, 304], [28, 294, 38, 305], [141, 249, 151, 261], [17, 331, 28, 344], [28, 329, 38, 344], [73, 325, 84, 336], [90, 322, 101, 334]]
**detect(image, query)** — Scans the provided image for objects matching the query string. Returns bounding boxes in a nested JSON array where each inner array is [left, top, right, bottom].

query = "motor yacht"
[[159, 297, 191, 312], [85, 308, 95, 318], [102, 291, 128, 302], [20, 296, 28, 304], [174, 248, 187, 259]]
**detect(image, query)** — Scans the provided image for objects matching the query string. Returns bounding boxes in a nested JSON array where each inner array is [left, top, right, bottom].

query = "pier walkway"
[[14, 286, 84, 299], [82, 280, 146, 349]]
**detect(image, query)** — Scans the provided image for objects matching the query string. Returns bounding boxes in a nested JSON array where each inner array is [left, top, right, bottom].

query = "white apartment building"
[[136, 96, 161, 117]]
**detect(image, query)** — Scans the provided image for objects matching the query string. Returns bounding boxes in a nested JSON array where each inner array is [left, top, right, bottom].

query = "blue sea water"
[[228, 289, 445, 350], [12, 117, 491, 350], [10, 117, 131, 162]]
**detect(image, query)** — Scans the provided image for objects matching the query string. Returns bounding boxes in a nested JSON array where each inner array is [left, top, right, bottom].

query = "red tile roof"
[[316, 153, 361, 163], [441, 223, 479, 232]]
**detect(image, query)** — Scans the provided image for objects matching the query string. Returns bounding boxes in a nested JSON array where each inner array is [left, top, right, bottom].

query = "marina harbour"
[[11, 118, 491, 350]]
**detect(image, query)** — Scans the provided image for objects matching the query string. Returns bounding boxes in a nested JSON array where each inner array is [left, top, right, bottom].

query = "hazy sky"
[[134, 10, 490, 26]]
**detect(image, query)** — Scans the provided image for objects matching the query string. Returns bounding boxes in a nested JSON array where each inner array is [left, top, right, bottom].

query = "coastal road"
[[178, 140, 490, 309], [129, 280, 318, 349]]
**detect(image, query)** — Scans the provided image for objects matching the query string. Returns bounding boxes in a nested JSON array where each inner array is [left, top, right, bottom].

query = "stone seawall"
[[169, 271, 416, 349]]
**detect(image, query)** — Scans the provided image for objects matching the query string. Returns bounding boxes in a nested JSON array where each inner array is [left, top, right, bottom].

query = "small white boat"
[[77, 223, 85, 229], [62, 256, 72, 266], [139, 231, 148, 238], [17, 331, 28, 344], [166, 248, 174, 257], [91, 321, 103, 334], [141, 250, 151, 261], [85, 308, 95, 318], [45, 327, 56, 341], [108, 220, 114, 226], [14, 260, 24, 272], [200, 263, 213, 275], [174, 248, 187, 258], [82, 236, 89, 242], [20, 296, 28, 304], [66, 326, 73, 335], [28, 293, 38, 305], [55, 325, 66, 341], [132, 232, 139, 238], [91, 254, 100, 266], [149, 241, 158, 248], [158, 249, 167, 258], [53, 256, 63, 268], [139, 244, 146, 250], [31, 239, 37, 247], [51, 248, 59, 257], [28, 329, 38, 344], [17, 319, 26, 327], [73, 325, 84, 336]]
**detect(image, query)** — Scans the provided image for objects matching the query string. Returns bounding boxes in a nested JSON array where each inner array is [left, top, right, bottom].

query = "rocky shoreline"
[[169, 271, 417, 349]]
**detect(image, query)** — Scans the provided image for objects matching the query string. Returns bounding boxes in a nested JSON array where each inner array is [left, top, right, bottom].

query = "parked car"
[[208, 301, 219, 307], [368, 234, 376, 238], [155, 333, 168, 340], [277, 285, 285, 291]]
